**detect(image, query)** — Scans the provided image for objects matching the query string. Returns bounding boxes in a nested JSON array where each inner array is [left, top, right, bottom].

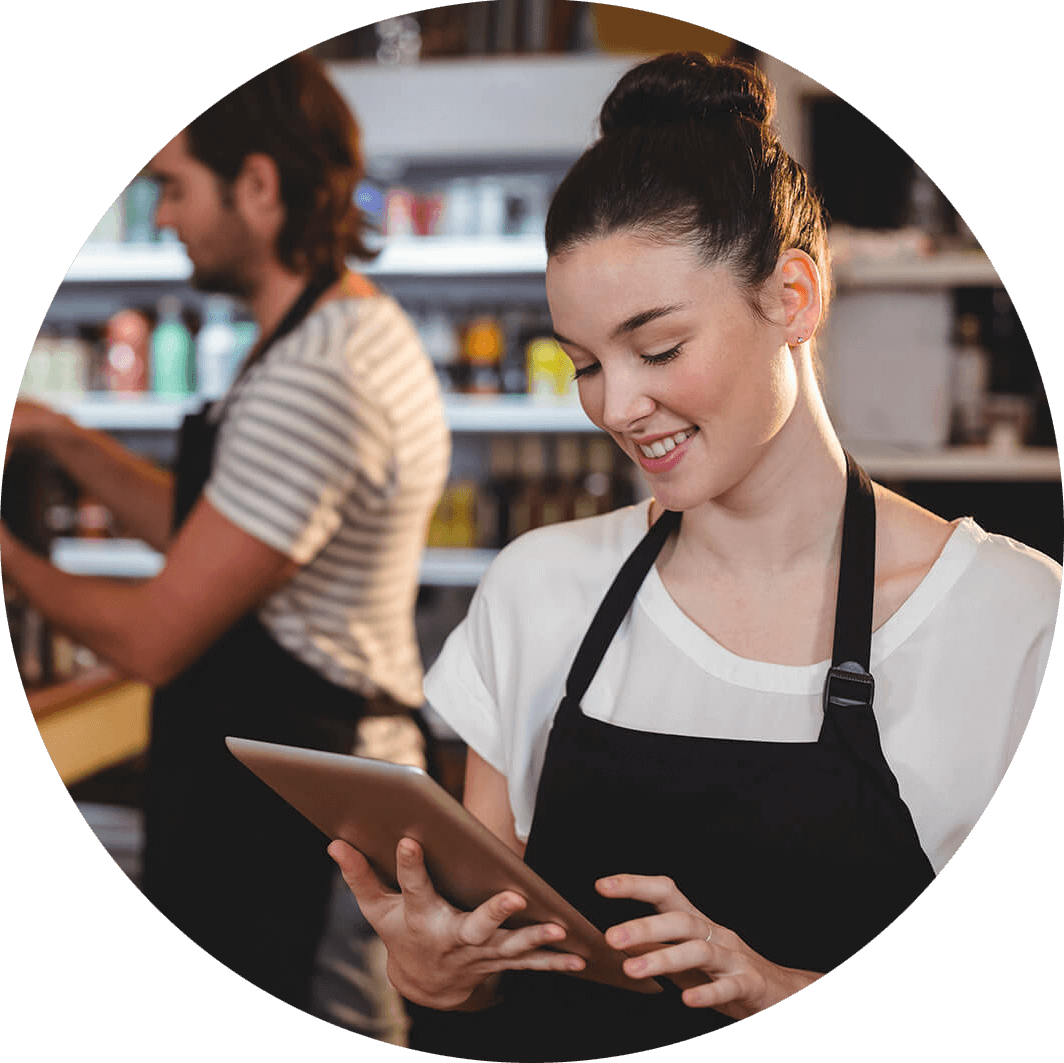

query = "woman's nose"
[[600, 367, 655, 433]]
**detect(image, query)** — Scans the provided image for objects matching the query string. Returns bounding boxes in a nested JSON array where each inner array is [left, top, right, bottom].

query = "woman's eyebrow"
[[552, 303, 686, 349]]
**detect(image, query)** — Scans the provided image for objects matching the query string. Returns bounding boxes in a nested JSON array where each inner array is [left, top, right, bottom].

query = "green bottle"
[[151, 296, 193, 396]]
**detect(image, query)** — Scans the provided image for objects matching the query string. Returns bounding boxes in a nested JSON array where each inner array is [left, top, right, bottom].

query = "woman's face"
[[545, 231, 800, 512]]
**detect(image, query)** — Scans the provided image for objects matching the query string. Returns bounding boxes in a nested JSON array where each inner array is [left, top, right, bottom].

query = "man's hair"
[[185, 51, 377, 276]]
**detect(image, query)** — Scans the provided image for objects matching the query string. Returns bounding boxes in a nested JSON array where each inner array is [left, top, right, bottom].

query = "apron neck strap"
[[562, 452, 877, 710], [564, 507, 680, 705], [234, 266, 341, 385], [831, 453, 877, 671], [822, 453, 877, 715]]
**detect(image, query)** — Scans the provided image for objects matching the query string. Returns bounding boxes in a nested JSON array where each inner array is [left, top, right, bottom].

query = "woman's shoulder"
[[873, 484, 1061, 630], [481, 501, 652, 600]]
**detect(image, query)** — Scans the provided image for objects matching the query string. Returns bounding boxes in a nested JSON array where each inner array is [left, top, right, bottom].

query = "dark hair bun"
[[599, 51, 775, 136]]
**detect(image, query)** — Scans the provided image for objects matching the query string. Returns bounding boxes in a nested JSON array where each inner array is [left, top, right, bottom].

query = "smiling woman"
[[545, 236, 817, 511], [328, 51, 1061, 1063]]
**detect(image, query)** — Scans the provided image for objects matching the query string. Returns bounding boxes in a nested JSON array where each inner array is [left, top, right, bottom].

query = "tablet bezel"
[[225, 735, 660, 995]]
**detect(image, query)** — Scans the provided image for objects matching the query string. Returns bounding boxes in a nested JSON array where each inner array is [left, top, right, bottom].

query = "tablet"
[[226, 736, 659, 995]]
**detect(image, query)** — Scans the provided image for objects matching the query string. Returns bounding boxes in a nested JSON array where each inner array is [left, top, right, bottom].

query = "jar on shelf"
[[103, 308, 151, 393]]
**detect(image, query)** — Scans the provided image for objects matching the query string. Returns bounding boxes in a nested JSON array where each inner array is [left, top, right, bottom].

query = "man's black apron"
[[408, 454, 935, 1061], [140, 272, 368, 1009]]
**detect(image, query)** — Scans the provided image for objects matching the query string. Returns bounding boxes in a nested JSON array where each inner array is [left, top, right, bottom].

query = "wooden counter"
[[28, 667, 151, 786]]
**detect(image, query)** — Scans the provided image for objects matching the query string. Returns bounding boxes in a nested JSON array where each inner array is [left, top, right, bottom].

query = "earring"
[[795, 336, 805, 344]]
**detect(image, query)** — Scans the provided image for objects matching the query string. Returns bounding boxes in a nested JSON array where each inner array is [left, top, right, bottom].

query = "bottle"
[[584, 437, 618, 516], [478, 437, 518, 548], [88, 194, 124, 243], [539, 439, 567, 529], [76, 496, 112, 539], [20, 327, 57, 398], [123, 176, 160, 243], [151, 296, 193, 396], [526, 336, 574, 398], [196, 296, 240, 399], [16, 605, 47, 687], [103, 308, 150, 393], [43, 471, 79, 542], [230, 320, 260, 375], [418, 310, 461, 393], [555, 435, 594, 521], [462, 313, 504, 394], [440, 178, 477, 237], [47, 325, 89, 397], [508, 437, 548, 539], [950, 313, 990, 444]]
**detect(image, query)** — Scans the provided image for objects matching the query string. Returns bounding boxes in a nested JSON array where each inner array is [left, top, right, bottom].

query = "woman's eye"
[[642, 344, 683, 366], [572, 362, 600, 380]]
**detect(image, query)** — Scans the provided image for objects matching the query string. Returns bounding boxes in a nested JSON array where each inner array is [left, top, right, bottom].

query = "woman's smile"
[[633, 426, 699, 472]]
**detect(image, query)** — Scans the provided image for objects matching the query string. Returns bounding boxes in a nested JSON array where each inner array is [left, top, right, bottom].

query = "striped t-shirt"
[[204, 293, 451, 706]]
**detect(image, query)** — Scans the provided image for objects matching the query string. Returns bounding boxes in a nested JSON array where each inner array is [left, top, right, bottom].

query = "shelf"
[[63, 236, 548, 284], [48, 393, 203, 430], [327, 55, 638, 163], [420, 548, 497, 587], [52, 538, 164, 578], [48, 447, 1059, 586], [833, 251, 1001, 289], [65, 241, 1002, 291], [27, 668, 151, 786], [443, 393, 592, 432], [50, 392, 593, 433], [50, 538, 500, 587], [851, 445, 1059, 482]]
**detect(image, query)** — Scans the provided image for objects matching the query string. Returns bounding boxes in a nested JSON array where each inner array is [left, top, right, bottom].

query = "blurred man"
[[1, 52, 450, 1011]]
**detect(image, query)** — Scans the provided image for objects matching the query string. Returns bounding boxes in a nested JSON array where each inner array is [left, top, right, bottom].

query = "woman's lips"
[[633, 427, 698, 472]]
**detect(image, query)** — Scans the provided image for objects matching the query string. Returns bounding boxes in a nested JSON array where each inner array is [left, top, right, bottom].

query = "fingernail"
[[609, 928, 628, 946], [568, 958, 584, 971], [600, 877, 617, 891], [626, 958, 646, 975]]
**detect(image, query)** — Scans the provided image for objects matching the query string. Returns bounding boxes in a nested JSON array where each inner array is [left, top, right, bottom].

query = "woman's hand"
[[329, 837, 586, 1010], [598, 874, 821, 1020]]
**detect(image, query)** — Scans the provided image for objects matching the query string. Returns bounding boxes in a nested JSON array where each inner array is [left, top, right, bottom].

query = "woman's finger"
[[622, 939, 718, 981], [681, 974, 750, 1009], [456, 889, 529, 946], [492, 920, 571, 958], [327, 840, 390, 907], [392, 838, 441, 910], [604, 910, 707, 951], [595, 873, 697, 915]]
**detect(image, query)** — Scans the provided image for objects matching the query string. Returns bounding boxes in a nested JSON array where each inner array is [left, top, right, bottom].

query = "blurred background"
[[4, 0, 1059, 1043]]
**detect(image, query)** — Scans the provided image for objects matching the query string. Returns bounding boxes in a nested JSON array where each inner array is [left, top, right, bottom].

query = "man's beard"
[[189, 260, 254, 300]]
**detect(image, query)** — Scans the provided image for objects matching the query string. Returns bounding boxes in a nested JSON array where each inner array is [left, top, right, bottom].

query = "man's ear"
[[234, 152, 284, 232]]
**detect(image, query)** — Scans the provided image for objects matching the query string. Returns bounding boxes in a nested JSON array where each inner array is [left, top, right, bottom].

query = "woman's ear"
[[773, 249, 823, 347]]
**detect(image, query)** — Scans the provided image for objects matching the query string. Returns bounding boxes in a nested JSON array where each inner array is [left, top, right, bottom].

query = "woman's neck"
[[661, 369, 849, 580]]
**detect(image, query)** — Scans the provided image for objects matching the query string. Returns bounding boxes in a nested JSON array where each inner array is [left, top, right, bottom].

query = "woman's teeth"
[[639, 428, 696, 458]]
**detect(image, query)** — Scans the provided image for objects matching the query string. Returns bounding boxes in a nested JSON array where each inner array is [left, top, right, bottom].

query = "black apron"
[[408, 454, 935, 1061], [141, 272, 369, 1010]]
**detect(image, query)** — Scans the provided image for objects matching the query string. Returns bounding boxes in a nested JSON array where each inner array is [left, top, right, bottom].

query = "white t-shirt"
[[424, 499, 1061, 873], [205, 294, 450, 705]]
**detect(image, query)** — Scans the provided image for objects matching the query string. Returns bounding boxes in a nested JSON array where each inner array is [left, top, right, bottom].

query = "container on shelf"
[[150, 296, 194, 396], [196, 296, 241, 400], [526, 336, 574, 399], [103, 309, 151, 393], [123, 176, 161, 244]]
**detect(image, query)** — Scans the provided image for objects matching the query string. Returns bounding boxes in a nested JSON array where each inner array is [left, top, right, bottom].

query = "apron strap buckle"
[[823, 661, 875, 711]]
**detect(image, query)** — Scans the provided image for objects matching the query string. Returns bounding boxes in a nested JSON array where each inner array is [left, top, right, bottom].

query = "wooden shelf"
[[27, 668, 151, 786]]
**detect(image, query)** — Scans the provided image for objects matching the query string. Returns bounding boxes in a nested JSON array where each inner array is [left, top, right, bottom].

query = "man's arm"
[[7, 400, 175, 551], [0, 495, 299, 687]]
